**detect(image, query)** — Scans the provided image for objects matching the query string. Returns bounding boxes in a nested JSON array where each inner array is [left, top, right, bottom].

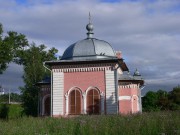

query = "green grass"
[[0, 111, 179, 135]]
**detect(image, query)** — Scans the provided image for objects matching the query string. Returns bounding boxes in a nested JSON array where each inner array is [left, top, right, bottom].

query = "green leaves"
[[19, 43, 58, 116], [0, 23, 28, 74], [0, 22, 59, 116], [0, 22, 58, 116], [142, 87, 180, 111]]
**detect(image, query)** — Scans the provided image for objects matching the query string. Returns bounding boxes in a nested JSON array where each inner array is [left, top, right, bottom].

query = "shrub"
[[0, 104, 9, 119], [0, 104, 23, 120]]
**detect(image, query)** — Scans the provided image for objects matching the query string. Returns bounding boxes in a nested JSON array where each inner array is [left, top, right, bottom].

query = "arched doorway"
[[44, 96, 50, 116], [69, 90, 81, 115], [86, 89, 100, 114]]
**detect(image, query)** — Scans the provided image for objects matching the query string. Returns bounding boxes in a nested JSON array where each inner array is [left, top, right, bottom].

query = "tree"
[[0, 23, 58, 116], [156, 90, 169, 110], [0, 23, 28, 74], [142, 91, 159, 111], [142, 87, 180, 112], [17, 43, 58, 116], [0, 93, 22, 103], [168, 86, 180, 110]]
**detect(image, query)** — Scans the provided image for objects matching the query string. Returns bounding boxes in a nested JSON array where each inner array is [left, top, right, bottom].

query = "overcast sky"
[[0, 0, 180, 95]]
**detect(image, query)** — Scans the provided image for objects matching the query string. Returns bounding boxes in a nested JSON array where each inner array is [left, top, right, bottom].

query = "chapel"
[[38, 16, 144, 117]]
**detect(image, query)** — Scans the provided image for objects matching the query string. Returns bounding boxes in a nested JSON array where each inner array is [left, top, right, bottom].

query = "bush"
[[142, 87, 180, 111], [0, 104, 23, 119], [0, 104, 9, 119]]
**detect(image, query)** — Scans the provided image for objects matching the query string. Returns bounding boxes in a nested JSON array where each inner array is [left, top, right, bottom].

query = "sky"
[[0, 0, 180, 95]]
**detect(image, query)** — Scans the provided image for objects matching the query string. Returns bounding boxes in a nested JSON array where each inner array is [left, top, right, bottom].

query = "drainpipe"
[[115, 63, 121, 114], [43, 62, 53, 117], [115, 68, 119, 114]]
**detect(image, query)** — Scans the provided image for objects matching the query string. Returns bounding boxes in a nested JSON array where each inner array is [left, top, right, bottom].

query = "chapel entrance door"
[[69, 90, 81, 115], [44, 96, 50, 116], [87, 89, 100, 114], [132, 96, 138, 113]]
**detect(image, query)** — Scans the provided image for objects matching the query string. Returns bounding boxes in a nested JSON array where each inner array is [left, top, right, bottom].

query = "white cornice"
[[52, 63, 116, 73]]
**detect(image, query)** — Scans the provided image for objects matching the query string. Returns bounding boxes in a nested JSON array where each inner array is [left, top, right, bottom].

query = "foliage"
[[8, 104, 23, 119], [168, 86, 180, 110], [0, 93, 22, 103], [0, 104, 22, 120], [142, 86, 180, 111], [156, 90, 169, 110], [0, 23, 28, 74], [0, 111, 179, 135], [0, 104, 9, 119], [142, 91, 159, 111], [17, 43, 58, 116], [169, 86, 180, 105], [0, 22, 58, 116]]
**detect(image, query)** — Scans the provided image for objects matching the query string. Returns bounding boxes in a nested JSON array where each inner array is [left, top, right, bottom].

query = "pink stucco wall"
[[119, 87, 138, 96], [118, 85, 139, 114], [63, 71, 105, 114], [119, 100, 131, 114], [64, 71, 105, 93]]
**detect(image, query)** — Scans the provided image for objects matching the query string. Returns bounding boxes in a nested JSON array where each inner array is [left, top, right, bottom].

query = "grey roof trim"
[[118, 77, 144, 81], [45, 58, 119, 66], [118, 72, 144, 85], [118, 72, 144, 81], [61, 55, 117, 60]]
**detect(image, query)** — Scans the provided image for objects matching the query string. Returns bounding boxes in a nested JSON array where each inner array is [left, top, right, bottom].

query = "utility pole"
[[9, 89, 11, 104]]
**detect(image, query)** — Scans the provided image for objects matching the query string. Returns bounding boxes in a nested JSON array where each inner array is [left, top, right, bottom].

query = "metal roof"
[[119, 72, 143, 81], [61, 19, 117, 61], [118, 73, 134, 80], [118, 71, 144, 85], [45, 18, 129, 72], [36, 77, 51, 85], [61, 38, 116, 60]]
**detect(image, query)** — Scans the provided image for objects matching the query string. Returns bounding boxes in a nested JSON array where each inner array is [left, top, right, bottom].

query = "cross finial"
[[89, 12, 91, 24], [86, 12, 94, 38]]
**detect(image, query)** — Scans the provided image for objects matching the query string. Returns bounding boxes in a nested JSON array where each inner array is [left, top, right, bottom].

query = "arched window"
[[69, 90, 81, 115], [87, 89, 100, 114]]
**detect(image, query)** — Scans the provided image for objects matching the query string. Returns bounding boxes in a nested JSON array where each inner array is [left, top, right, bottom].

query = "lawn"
[[0, 111, 179, 135]]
